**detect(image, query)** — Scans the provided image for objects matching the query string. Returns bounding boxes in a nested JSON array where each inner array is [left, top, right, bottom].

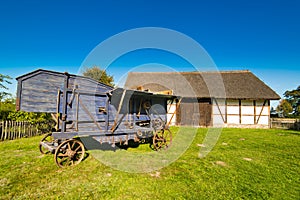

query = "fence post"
[[29, 124, 32, 137], [0, 121, 3, 140], [11, 121, 13, 140], [18, 122, 20, 138], [13, 121, 15, 139], [4, 121, 8, 140], [23, 121, 25, 137], [0, 120, 53, 141]]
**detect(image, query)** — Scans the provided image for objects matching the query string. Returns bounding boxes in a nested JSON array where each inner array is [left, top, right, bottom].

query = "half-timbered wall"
[[212, 99, 270, 128], [167, 101, 177, 126]]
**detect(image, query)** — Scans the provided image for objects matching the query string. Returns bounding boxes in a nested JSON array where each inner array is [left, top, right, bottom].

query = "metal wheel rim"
[[152, 129, 172, 150], [39, 133, 53, 154], [54, 139, 85, 167]]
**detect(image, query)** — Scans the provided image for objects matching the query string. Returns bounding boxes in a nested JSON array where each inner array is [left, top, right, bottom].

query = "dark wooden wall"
[[177, 98, 212, 127]]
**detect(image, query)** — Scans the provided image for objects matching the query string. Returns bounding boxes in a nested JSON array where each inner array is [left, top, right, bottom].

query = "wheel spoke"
[[153, 129, 172, 151], [59, 157, 69, 165], [71, 140, 76, 149], [74, 146, 82, 152], [67, 142, 71, 150], [57, 152, 67, 157]]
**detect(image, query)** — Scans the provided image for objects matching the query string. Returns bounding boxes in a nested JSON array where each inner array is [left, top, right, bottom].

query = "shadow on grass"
[[79, 136, 153, 151]]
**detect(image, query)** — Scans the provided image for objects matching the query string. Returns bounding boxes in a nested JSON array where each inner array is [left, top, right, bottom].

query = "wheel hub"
[[66, 149, 76, 158]]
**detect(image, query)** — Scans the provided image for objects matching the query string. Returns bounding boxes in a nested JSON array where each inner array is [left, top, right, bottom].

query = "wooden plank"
[[111, 89, 126, 132], [268, 100, 271, 128], [4, 121, 8, 140], [1, 121, 3, 140], [199, 102, 212, 127], [153, 90, 173, 95], [239, 100, 242, 124], [254, 100, 256, 124], [18, 121, 21, 138], [13, 121, 16, 139], [78, 98, 103, 131], [225, 99, 227, 123]]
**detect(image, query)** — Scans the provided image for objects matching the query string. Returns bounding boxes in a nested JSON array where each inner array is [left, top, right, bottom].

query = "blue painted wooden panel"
[[69, 76, 109, 94], [19, 72, 64, 112], [17, 69, 113, 113]]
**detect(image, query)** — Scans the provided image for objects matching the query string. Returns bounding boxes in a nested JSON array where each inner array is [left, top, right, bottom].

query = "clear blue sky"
[[0, 0, 299, 107]]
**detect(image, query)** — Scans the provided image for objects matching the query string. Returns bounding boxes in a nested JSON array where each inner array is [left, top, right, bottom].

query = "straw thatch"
[[124, 70, 280, 100]]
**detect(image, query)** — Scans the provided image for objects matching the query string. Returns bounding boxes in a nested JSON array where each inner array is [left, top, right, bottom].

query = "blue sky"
[[0, 0, 299, 107]]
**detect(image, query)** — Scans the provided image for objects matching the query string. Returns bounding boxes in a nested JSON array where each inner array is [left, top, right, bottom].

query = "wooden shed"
[[124, 70, 280, 128]]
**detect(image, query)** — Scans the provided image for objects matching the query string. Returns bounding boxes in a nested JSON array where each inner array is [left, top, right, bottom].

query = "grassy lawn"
[[0, 128, 299, 199]]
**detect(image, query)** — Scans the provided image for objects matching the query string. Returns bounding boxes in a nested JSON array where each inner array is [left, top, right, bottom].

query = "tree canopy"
[[277, 85, 300, 117], [0, 74, 12, 101], [81, 66, 114, 87]]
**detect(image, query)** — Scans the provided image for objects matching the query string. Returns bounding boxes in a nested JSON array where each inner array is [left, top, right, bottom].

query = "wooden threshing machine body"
[[16, 69, 176, 167]]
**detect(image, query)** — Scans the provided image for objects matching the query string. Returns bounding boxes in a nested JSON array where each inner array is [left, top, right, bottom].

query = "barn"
[[124, 70, 280, 128]]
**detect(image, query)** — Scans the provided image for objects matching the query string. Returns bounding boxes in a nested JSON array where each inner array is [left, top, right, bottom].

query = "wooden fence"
[[0, 121, 43, 141], [271, 118, 300, 131]]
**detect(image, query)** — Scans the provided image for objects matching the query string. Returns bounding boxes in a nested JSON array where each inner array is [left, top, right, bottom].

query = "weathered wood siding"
[[176, 98, 212, 127], [0, 121, 43, 141], [17, 70, 114, 133], [17, 70, 112, 113], [17, 70, 170, 135], [17, 72, 65, 112]]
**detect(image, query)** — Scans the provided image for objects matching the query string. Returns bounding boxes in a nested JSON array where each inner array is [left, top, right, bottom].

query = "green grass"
[[0, 128, 299, 199]]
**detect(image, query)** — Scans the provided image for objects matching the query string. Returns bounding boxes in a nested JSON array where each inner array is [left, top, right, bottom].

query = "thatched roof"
[[124, 70, 280, 100]]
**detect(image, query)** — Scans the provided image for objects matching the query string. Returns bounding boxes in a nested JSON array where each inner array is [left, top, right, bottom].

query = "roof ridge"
[[128, 70, 251, 74]]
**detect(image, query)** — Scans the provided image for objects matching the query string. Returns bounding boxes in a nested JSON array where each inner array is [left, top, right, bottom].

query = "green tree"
[[81, 66, 114, 87], [0, 97, 15, 120], [0, 74, 14, 120], [276, 99, 293, 117], [0, 74, 12, 101], [283, 85, 300, 115]]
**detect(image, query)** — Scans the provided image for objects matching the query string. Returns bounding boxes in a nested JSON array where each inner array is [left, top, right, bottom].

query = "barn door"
[[177, 102, 195, 126], [176, 98, 212, 127], [176, 98, 200, 126], [199, 101, 212, 127]]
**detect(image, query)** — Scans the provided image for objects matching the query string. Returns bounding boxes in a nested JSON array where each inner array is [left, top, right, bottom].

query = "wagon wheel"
[[54, 139, 85, 168], [39, 133, 53, 154], [152, 129, 172, 150]]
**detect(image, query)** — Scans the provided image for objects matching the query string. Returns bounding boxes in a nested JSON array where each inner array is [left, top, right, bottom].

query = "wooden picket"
[[0, 121, 43, 141]]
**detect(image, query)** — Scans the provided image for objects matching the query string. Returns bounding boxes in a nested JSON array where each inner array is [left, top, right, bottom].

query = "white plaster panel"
[[213, 115, 225, 125], [227, 115, 239, 124], [227, 106, 239, 114], [213, 105, 225, 115], [167, 104, 177, 113], [257, 115, 269, 125], [241, 116, 255, 124], [241, 106, 255, 115], [167, 114, 176, 125], [255, 106, 269, 115]]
